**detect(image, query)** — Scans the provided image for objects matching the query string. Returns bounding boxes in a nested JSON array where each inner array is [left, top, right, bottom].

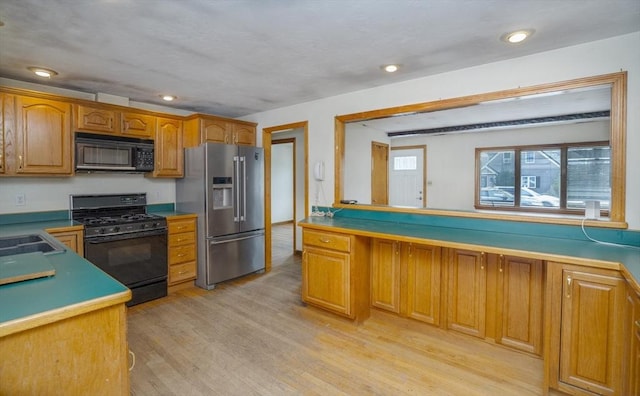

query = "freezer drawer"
[[199, 230, 265, 289]]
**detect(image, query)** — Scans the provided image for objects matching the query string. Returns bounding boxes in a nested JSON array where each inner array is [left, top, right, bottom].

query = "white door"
[[389, 147, 425, 207]]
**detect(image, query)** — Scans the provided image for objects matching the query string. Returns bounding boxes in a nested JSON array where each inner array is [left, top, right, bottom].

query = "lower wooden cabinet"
[[547, 262, 625, 395], [446, 249, 543, 355], [302, 229, 370, 321], [371, 239, 442, 325], [447, 249, 487, 338], [495, 255, 543, 355], [45, 225, 84, 256], [167, 215, 197, 289], [626, 285, 640, 395]]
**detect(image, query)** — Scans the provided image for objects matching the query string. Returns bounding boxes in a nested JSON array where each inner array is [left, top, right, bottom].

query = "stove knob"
[[113, 226, 120, 233], [140, 223, 147, 229]]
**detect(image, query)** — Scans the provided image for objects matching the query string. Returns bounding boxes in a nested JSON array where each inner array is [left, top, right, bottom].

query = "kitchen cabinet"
[[75, 104, 118, 134], [167, 215, 197, 290], [121, 111, 155, 139], [625, 284, 640, 395], [446, 248, 487, 339], [1, 95, 73, 175], [370, 239, 442, 326], [371, 239, 401, 313], [0, 302, 129, 395], [494, 255, 543, 355], [183, 114, 257, 147], [45, 225, 84, 256], [302, 229, 370, 321], [151, 117, 184, 177], [446, 249, 543, 355], [546, 262, 625, 395], [74, 104, 156, 139]]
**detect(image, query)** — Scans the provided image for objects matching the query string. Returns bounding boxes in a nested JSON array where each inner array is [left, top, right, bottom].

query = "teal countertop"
[[0, 221, 130, 336], [300, 216, 640, 285]]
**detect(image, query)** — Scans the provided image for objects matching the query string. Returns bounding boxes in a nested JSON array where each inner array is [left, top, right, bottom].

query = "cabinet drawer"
[[169, 244, 196, 264], [303, 230, 351, 252], [168, 219, 196, 234], [169, 261, 196, 284], [169, 231, 195, 247]]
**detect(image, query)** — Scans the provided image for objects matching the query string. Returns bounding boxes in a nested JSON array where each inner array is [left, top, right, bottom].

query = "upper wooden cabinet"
[[3, 95, 73, 175], [74, 105, 155, 139], [76, 105, 118, 134], [151, 117, 183, 178], [121, 111, 155, 139], [0, 94, 6, 174], [184, 114, 257, 147]]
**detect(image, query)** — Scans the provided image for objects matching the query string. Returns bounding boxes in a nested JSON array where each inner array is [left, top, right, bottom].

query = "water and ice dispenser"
[[212, 177, 233, 209]]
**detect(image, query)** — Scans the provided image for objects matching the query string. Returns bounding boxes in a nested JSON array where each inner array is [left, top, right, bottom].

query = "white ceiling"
[[0, 0, 638, 118]]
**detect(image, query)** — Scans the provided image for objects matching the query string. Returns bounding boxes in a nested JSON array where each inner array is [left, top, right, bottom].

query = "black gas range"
[[70, 193, 168, 306]]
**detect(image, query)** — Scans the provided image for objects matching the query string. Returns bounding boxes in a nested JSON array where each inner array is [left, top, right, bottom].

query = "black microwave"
[[75, 132, 155, 172]]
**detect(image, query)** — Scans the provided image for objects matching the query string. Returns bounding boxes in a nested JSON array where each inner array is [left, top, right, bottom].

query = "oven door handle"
[[86, 229, 167, 243]]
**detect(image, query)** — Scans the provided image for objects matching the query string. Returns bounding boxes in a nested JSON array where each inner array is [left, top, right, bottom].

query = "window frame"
[[475, 141, 611, 216]]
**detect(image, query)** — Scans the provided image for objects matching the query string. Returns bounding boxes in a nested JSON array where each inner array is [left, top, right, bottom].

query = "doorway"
[[371, 141, 389, 205], [263, 122, 308, 271], [389, 145, 427, 207], [271, 138, 296, 264]]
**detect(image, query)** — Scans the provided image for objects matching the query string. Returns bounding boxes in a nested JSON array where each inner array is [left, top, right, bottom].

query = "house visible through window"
[[477, 141, 610, 213]]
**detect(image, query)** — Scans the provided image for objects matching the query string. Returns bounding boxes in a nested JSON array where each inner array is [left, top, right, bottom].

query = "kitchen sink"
[[0, 234, 65, 257]]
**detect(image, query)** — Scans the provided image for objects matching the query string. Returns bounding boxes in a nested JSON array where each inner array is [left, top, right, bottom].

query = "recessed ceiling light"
[[381, 64, 401, 73], [161, 95, 176, 102], [27, 67, 58, 78], [501, 29, 535, 44]]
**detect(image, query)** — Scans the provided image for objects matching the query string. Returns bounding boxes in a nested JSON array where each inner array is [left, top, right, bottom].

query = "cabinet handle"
[[319, 238, 330, 243], [499, 254, 504, 272], [480, 252, 485, 270], [178, 270, 187, 275], [0, 153, 3, 169], [635, 320, 640, 329], [128, 349, 136, 371], [18, 155, 23, 169], [566, 276, 572, 298], [395, 242, 399, 255], [408, 244, 412, 257], [177, 253, 186, 257]]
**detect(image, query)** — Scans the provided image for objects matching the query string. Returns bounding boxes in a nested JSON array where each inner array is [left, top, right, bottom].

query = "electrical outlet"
[[15, 193, 26, 206]]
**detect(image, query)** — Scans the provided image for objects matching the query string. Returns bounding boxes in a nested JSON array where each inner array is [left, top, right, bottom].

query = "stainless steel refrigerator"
[[176, 143, 265, 290]]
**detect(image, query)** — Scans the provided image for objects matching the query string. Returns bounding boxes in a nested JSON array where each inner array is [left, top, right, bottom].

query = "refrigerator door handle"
[[209, 234, 263, 245], [241, 156, 247, 222], [233, 156, 240, 222]]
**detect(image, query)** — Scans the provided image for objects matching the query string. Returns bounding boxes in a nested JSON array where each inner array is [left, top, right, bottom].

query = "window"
[[521, 176, 538, 188], [393, 156, 417, 171], [523, 151, 536, 164], [476, 141, 610, 214], [503, 152, 512, 164]]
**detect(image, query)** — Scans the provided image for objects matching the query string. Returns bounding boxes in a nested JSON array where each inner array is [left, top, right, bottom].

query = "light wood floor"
[[127, 225, 547, 395]]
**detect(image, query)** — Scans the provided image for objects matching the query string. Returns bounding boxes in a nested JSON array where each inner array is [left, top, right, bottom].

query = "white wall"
[[344, 123, 389, 204], [271, 143, 294, 223], [0, 174, 175, 213], [242, 32, 640, 230]]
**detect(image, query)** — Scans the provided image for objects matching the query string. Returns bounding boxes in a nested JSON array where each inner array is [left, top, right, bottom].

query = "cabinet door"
[[447, 249, 486, 338], [371, 239, 401, 313], [406, 243, 441, 325], [626, 287, 640, 395], [15, 96, 72, 175], [121, 112, 155, 138], [495, 255, 543, 355], [153, 117, 183, 177], [76, 105, 117, 134], [302, 246, 351, 317], [0, 93, 5, 174], [232, 124, 256, 146], [559, 270, 625, 395], [202, 118, 230, 144]]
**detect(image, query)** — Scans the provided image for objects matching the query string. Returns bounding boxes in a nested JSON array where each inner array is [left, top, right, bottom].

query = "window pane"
[[393, 156, 417, 171], [520, 149, 561, 207], [479, 150, 514, 206], [567, 146, 611, 209]]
